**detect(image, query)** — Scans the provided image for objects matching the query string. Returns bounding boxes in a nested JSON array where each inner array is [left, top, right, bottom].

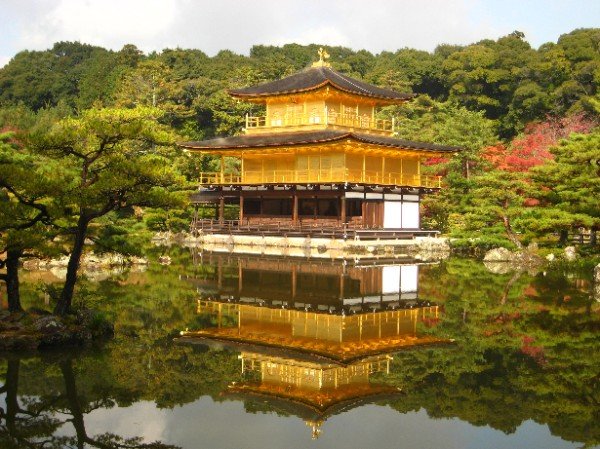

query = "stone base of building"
[[182, 233, 450, 261]]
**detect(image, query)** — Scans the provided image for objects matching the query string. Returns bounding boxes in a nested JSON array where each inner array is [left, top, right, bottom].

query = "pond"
[[1, 248, 598, 449]]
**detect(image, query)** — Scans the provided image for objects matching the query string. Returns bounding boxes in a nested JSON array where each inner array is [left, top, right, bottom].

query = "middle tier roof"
[[180, 130, 460, 155]]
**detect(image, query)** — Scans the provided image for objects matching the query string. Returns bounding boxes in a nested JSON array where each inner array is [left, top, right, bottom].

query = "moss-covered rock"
[[0, 308, 114, 351]]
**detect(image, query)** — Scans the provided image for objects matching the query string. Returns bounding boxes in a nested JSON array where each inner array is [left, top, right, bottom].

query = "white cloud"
[[13, 0, 179, 53], [0, 0, 597, 64], [1, 0, 504, 58]]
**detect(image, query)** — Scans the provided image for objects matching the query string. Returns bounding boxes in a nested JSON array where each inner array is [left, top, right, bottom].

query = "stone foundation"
[[181, 232, 450, 261]]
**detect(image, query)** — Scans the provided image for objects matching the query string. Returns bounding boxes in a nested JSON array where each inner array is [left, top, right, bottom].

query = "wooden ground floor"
[[191, 185, 426, 230]]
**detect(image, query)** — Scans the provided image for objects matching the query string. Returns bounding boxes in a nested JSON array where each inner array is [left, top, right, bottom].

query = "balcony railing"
[[198, 169, 442, 188], [246, 111, 394, 133]]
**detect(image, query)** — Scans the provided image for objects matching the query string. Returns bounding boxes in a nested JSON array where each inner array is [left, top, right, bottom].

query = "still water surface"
[[1, 250, 598, 449]]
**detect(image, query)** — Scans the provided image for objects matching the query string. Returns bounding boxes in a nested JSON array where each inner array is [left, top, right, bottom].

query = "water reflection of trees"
[[7, 251, 599, 447], [411, 258, 600, 447], [0, 354, 180, 449]]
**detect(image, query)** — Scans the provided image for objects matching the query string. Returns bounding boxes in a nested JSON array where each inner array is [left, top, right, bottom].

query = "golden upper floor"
[[229, 63, 413, 136]]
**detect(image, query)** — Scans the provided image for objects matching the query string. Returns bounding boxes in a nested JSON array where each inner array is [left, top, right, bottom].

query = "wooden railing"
[[246, 111, 393, 133], [198, 169, 442, 188], [189, 218, 440, 239]]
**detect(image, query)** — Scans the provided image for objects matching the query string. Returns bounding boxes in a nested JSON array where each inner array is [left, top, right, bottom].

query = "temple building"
[[180, 49, 459, 234]]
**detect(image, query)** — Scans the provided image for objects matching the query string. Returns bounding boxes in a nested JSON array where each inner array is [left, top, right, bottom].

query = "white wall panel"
[[401, 202, 420, 228], [383, 201, 402, 228]]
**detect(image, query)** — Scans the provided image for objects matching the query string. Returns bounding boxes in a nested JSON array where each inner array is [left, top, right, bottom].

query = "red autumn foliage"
[[483, 113, 597, 172], [423, 156, 449, 167], [520, 335, 547, 366]]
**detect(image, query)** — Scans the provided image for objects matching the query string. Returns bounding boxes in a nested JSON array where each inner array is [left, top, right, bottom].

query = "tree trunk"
[[5, 249, 23, 313], [54, 217, 89, 316], [590, 228, 597, 246], [558, 229, 569, 247], [502, 215, 522, 249]]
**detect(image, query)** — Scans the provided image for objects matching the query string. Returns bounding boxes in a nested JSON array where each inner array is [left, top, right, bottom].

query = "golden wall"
[[239, 150, 421, 185]]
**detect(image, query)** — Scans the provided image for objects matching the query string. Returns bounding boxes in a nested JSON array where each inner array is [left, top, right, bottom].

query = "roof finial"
[[312, 47, 331, 68]]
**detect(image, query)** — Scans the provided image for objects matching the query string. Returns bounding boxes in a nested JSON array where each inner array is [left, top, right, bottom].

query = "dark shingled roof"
[[179, 130, 461, 153], [229, 66, 414, 102]]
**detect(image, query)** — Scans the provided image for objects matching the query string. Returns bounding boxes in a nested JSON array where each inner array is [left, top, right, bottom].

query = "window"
[[309, 107, 321, 124], [270, 110, 282, 126], [262, 199, 292, 216], [244, 198, 261, 215]]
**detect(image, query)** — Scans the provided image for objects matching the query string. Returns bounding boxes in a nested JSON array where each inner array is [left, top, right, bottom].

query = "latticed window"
[[271, 110, 282, 126], [309, 107, 320, 124]]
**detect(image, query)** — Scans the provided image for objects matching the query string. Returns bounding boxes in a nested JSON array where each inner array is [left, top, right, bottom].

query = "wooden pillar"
[[240, 153, 245, 183], [362, 154, 366, 182], [400, 158, 404, 185], [219, 196, 225, 224], [361, 200, 367, 228], [292, 193, 299, 225], [220, 155, 225, 183], [239, 195, 244, 223], [381, 156, 386, 184], [340, 195, 346, 224]]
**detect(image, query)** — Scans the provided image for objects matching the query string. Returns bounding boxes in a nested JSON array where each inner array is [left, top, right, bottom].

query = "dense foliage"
[[1, 29, 598, 138]]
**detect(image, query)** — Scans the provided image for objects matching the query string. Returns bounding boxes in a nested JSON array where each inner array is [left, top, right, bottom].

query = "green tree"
[[532, 130, 600, 245], [464, 170, 532, 248], [393, 101, 497, 233], [31, 107, 184, 315], [0, 132, 59, 312]]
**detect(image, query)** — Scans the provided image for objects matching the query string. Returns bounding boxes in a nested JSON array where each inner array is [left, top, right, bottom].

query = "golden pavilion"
[[180, 49, 459, 234]]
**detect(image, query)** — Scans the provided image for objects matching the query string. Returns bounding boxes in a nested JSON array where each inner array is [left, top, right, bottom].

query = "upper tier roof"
[[179, 130, 460, 153], [229, 66, 415, 102]]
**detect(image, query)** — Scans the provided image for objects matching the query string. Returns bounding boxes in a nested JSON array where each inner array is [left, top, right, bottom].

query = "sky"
[[1, 0, 599, 67]]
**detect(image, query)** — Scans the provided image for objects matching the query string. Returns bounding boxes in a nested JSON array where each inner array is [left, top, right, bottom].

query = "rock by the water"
[[33, 316, 66, 333], [483, 247, 543, 274], [158, 255, 172, 265], [564, 246, 577, 261], [484, 247, 514, 262], [0, 309, 114, 351], [412, 237, 451, 261], [23, 252, 150, 271]]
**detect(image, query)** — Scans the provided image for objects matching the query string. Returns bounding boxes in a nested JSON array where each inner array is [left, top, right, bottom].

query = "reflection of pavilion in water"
[[180, 254, 448, 438]]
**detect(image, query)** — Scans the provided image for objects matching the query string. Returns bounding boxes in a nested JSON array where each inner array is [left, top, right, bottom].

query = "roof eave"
[[229, 81, 414, 103]]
